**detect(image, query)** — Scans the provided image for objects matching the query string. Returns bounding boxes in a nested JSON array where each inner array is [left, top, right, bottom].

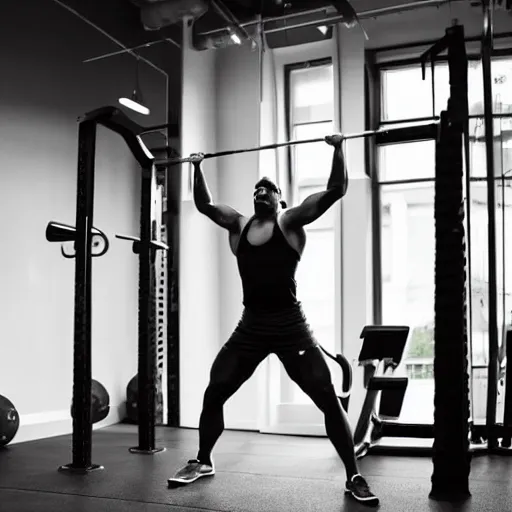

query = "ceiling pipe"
[[197, 0, 465, 39], [199, 5, 334, 37], [210, 0, 258, 47], [192, 24, 260, 50]]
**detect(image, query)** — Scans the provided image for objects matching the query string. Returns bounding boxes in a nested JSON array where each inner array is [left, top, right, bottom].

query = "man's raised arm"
[[192, 153, 243, 233], [282, 136, 348, 228]]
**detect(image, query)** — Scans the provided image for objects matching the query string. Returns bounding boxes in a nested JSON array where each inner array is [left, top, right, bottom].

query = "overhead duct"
[[192, 0, 483, 51], [192, 21, 259, 50], [192, 2, 337, 50], [263, 9, 337, 49], [130, 0, 209, 31], [192, 0, 259, 50], [129, 0, 341, 47]]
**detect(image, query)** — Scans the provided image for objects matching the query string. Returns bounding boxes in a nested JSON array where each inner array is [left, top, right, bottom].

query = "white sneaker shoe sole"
[[168, 468, 215, 486]]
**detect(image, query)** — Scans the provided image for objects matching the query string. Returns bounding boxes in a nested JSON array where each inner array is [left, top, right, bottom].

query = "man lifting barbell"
[[168, 135, 378, 506]]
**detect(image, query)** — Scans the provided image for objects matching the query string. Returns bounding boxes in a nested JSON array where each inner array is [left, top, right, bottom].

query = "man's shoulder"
[[278, 210, 305, 235], [236, 215, 251, 233]]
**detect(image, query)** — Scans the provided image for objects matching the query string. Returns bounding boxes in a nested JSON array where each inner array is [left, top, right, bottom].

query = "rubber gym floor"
[[0, 424, 511, 512]]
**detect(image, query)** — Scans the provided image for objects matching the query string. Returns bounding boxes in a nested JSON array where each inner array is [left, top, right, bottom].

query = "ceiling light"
[[228, 26, 243, 44], [317, 25, 328, 35], [119, 93, 150, 116], [118, 56, 150, 116]]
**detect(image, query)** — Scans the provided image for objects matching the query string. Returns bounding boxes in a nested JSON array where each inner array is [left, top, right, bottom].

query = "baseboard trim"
[[10, 403, 126, 445], [259, 423, 327, 436], [224, 419, 259, 431]]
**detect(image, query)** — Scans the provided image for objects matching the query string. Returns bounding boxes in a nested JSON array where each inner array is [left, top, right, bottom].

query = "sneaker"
[[345, 474, 379, 506], [167, 459, 215, 486]]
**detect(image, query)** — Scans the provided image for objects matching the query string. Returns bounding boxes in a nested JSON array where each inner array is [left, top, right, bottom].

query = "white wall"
[[179, 20, 220, 428], [215, 43, 262, 430], [0, 0, 167, 444]]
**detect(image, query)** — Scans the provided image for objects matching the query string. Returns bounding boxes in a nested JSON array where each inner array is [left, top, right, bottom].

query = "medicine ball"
[[71, 379, 110, 424], [126, 375, 163, 424], [126, 375, 138, 423], [0, 395, 20, 447]]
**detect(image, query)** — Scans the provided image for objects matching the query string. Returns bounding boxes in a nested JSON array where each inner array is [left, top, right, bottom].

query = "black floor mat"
[[0, 425, 511, 512]]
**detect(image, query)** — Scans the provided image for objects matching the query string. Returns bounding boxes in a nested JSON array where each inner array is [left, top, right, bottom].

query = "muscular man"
[[168, 136, 378, 506]]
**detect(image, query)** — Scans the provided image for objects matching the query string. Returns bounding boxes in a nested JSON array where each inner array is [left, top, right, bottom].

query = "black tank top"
[[236, 216, 300, 311]]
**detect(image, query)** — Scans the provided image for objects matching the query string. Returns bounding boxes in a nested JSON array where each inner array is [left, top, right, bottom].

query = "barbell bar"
[[154, 120, 440, 167]]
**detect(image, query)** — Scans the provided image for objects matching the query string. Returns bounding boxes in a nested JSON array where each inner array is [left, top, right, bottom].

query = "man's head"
[[253, 177, 287, 217]]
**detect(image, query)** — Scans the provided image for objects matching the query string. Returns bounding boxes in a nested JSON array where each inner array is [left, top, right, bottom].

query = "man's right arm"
[[193, 157, 242, 233]]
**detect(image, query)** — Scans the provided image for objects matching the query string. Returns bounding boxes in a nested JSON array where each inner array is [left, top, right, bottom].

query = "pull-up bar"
[[154, 121, 440, 167]]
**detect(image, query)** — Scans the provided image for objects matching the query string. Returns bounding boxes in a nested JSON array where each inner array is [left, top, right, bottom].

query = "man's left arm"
[[283, 135, 348, 228]]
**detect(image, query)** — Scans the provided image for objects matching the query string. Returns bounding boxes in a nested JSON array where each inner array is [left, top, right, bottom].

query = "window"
[[292, 122, 333, 182], [381, 60, 484, 122], [290, 63, 334, 118], [469, 179, 512, 369], [405, 362, 434, 380], [377, 62, 442, 425], [378, 181, 436, 425], [464, 58, 512, 424], [375, 55, 512, 426], [286, 60, 335, 404], [381, 57, 512, 123], [379, 183, 435, 333], [378, 140, 436, 182]]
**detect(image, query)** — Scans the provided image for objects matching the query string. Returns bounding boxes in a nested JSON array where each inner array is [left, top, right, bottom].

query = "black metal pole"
[[155, 122, 440, 166], [130, 164, 165, 455], [481, 0, 499, 450], [59, 120, 103, 473], [365, 51, 383, 325], [430, 112, 472, 501], [430, 24, 471, 502], [165, 151, 181, 427]]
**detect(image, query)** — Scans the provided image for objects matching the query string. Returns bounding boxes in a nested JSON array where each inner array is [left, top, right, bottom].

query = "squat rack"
[[60, 107, 166, 473]]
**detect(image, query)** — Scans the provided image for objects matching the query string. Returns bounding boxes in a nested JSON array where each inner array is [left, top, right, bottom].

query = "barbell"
[[154, 120, 440, 167]]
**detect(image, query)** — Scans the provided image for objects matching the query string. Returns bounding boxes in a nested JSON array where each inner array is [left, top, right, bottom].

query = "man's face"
[[253, 180, 280, 216]]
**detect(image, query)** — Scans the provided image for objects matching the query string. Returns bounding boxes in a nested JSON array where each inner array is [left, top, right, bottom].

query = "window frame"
[[366, 39, 512, 435], [373, 54, 512, 325], [372, 56, 456, 326], [283, 56, 337, 364], [284, 57, 333, 204], [372, 58, 450, 385]]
